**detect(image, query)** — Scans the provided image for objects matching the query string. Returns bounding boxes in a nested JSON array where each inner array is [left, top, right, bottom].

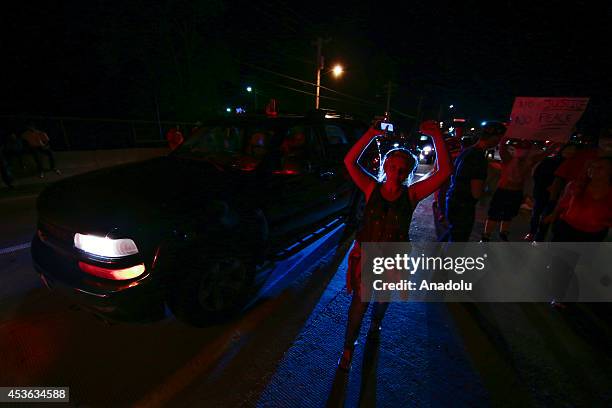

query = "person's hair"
[[377, 148, 418, 186], [479, 121, 506, 141]]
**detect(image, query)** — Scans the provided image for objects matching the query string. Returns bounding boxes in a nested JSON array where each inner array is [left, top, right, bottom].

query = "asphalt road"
[[1, 164, 611, 407]]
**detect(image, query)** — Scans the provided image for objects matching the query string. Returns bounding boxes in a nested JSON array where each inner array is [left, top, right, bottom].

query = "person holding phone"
[[338, 119, 452, 371]]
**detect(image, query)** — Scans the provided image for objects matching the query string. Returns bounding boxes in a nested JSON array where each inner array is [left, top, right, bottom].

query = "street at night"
[[2, 1, 612, 407], [1, 165, 611, 406]]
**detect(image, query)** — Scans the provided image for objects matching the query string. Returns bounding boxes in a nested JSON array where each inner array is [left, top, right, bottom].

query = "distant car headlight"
[[74, 233, 139, 257], [422, 145, 433, 154]]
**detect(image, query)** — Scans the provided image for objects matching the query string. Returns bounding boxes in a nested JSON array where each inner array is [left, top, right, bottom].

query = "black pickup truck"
[[32, 112, 366, 325]]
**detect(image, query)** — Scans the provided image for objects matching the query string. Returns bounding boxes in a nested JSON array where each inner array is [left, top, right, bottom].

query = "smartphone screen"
[[380, 122, 394, 132]]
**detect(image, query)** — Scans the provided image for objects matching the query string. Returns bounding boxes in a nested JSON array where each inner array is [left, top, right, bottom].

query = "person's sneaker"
[[54, 169, 62, 175], [39, 172, 45, 178], [499, 232, 509, 242], [522, 233, 535, 241]]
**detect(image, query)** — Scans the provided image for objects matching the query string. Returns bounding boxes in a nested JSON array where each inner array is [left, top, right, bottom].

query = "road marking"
[[0, 242, 31, 256]]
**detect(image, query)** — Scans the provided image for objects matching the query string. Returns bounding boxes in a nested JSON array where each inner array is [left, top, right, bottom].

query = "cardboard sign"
[[505, 97, 589, 142]]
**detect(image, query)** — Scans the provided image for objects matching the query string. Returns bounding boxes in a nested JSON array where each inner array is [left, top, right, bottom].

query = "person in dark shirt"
[[443, 122, 506, 242], [524, 143, 577, 241]]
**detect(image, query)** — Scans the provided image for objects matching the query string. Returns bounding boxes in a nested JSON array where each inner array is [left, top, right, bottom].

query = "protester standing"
[[524, 144, 578, 241], [481, 138, 551, 241], [338, 120, 452, 371], [442, 122, 505, 242]]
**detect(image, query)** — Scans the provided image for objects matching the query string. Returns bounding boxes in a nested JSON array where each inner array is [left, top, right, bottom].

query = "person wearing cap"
[[442, 122, 506, 242]]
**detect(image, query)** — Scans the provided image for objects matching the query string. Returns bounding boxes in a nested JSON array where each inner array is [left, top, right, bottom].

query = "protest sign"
[[505, 97, 589, 142]]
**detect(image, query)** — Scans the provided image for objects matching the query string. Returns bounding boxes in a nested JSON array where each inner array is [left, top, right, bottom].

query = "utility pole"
[[315, 37, 323, 110], [384, 81, 393, 118], [313, 37, 331, 110]]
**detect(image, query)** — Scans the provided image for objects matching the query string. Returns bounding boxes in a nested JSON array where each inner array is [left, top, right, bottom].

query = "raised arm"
[[344, 127, 380, 195], [408, 120, 453, 203]]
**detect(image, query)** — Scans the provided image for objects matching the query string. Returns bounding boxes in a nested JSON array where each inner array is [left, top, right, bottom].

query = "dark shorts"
[[487, 188, 523, 221]]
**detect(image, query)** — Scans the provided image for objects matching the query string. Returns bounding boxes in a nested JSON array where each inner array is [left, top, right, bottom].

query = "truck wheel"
[[168, 254, 255, 326]]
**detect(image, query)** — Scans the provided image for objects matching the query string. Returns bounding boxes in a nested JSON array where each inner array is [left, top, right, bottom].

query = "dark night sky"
[[2, 0, 611, 126]]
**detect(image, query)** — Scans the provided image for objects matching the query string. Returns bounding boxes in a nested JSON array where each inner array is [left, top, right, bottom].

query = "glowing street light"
[[449, 104, 454, 109], [332, 64, 344, 78], [226, 107, 232, 113], [246, 86, 252, 92]]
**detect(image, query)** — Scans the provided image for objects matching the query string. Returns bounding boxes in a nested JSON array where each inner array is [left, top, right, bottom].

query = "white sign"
[[505, 97, 589, 142]]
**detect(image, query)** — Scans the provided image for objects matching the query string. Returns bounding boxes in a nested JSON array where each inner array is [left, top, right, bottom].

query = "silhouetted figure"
[[21, 125, 60, 178]]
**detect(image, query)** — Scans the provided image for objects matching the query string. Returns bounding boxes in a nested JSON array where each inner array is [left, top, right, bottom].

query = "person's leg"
[[499, 220, 512, 241], [447, 200, 476, 242], [369, 301, 390, 334], [30, 147, 44, 175], [536, 198, 557, 241], [499, 190, 523, 241], [529, 192, 547, 236], [482, 219, 498, 241], [339, 295, 369, 370], [483, 188, 504, 241], [42, 148, 57, 171], [343, 295, 369, 348]]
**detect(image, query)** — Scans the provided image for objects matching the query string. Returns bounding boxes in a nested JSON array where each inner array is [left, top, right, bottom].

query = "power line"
[[241, 60, 380, 106], [241, 61, 416, 117], [263, 81, 378, 108]]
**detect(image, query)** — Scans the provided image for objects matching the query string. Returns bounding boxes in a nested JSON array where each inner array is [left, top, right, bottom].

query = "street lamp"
[[245, 85, 258, 110], [226, 107, 232, 113], [332, 64, 344, 78], [449, 104, 454, 109]]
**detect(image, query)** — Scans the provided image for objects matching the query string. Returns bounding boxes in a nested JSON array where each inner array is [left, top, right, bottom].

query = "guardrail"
[[0, 115, 197, 151]]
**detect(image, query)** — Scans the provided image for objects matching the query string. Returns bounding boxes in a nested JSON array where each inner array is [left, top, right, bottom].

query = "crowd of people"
[[0, 123, 61, 189], [338, 118, 611, 371], [441, 122, 611, 244]]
